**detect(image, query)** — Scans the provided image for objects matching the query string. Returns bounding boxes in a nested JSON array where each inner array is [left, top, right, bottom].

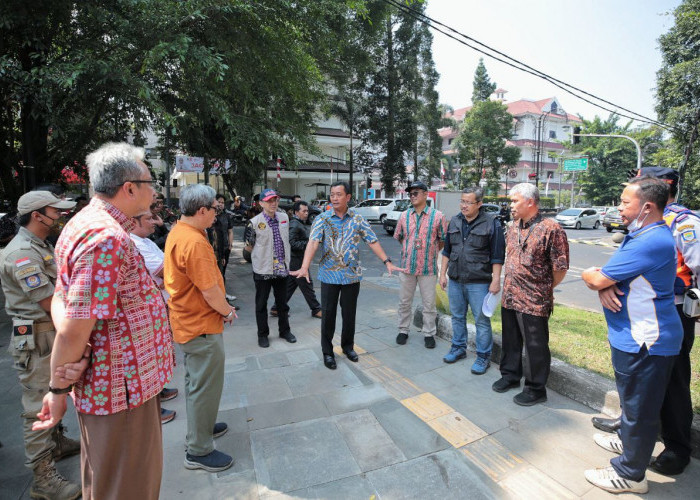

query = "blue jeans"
[[448, 280, 492, 356]]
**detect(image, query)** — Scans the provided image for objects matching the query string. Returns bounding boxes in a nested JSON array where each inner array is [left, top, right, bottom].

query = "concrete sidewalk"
[[2, 256, 699, 499]]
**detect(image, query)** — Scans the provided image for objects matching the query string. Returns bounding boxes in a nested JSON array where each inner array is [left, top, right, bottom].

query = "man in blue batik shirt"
[[581, 177, 682, 495], [292, 182, 403, 370]]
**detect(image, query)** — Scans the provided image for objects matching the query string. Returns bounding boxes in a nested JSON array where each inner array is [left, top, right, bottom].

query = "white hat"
[[482, 291, 501, 318], [18, 191, 77, 216]]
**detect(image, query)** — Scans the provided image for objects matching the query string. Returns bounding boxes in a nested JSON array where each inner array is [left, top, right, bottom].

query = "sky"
[[425, 0, 681, 126]]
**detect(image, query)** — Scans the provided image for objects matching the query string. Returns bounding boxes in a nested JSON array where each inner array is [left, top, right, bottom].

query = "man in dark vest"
[[439, 186, 505, 374]]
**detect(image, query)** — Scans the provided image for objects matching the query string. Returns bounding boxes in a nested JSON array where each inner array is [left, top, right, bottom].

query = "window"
[[549, 130, 557, 139]]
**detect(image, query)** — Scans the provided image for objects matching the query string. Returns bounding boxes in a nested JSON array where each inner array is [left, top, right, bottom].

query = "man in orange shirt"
[[164, 184, 237, 473]]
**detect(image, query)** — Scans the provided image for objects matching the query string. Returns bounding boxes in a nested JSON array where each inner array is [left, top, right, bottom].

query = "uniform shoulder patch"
[[25, 275, 42, 288], [681, 229, 697, 243], [16, 265, 40, 278], [258, 222, 267, 230]]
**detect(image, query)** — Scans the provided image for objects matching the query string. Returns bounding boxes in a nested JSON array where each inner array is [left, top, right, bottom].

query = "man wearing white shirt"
[[130, 209, 178, 422]]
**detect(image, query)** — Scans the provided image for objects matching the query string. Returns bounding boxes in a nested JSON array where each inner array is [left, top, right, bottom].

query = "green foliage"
[[472, 58, 496, 103], [455, 100, 520, 191], [655, 0, 700, 207]]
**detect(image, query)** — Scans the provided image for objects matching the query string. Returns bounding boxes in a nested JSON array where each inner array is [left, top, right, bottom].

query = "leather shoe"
[[396, 332, 408, 345], [258, 336, 270, 348], [424, 336, 436, 349], [492, 377, 520, 393], [323, 355, 337, 370], [280, 332, 297, 343], [513, 391, 547, 406], [343, 349, 359, 362], [649, 451, 689, 476], [591, 416, 621, 433]]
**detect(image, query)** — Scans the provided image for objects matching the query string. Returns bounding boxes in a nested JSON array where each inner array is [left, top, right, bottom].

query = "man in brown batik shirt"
[[492, 183, 569, 406]]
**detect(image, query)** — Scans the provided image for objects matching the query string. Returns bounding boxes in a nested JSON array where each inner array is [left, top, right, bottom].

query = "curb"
[[413, 305, 700, 459], [568, 238, 620, 248]]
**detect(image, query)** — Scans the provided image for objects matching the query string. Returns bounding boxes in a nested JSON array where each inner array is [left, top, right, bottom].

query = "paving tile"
[[305, 474, 379, 499], [370, 343, 448, 377], [460, 436, 527, 482], [283, 362, 364, 398], [400, 392, 454, 421], [215, 470, 259, 500], [366, 448, 506, 499], [246, 394, 329, 431], [251, 418, 360, 494], [499, 465, 577, 499], [382, 377, 423, 400], [216, 407, 251, 435], [286, 349, 320, 365], [259, 352, 292, 369], [426, 411, 488, 448], [220, 368, 293, 410], [334, 409, 406, 471], [370, 398, 451, 460], [321, 383, 392, 415], [352, 331, 393, 352], [362, 365, 403, 384], [216, 431, 254, 476]]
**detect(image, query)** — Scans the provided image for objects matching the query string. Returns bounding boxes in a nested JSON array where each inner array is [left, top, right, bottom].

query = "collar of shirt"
[[18, 226, 49, 248], [628, 220, 667, 239], [410, 205, 430, 217], [91, 197, 136, 233], [331, 208, 353, 220], [519, 212, 542, 229], [263, 212, 278, 225]]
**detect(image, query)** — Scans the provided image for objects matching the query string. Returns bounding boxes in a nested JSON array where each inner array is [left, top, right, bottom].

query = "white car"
[[352, 198, 400, 223], [383, 198, 434, 234], [592, 205, 616, 223], [555, 208, 600, 229]]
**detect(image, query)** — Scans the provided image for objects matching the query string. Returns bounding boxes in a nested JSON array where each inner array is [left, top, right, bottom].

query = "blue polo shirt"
[[600, 221, 682, 355], [309, 209, 378, 284]]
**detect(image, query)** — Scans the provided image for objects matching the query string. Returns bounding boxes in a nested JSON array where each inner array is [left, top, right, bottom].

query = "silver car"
[[555, 208, 600, 229], [352, 198, 400, 223]]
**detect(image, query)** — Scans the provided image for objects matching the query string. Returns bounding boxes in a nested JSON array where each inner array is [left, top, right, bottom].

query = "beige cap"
[[18, 191, 77, 216]]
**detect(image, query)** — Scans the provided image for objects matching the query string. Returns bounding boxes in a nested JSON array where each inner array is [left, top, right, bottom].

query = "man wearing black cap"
[[394, 181, 447, 349], [592, 167, 699, 476]]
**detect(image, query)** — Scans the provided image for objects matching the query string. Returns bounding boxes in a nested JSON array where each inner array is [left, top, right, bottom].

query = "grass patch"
[[438, 293, 700, 413]]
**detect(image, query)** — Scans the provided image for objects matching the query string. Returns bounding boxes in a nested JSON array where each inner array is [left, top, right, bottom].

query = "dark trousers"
[[272, 256, 321, 314], [254, 277, 290, 337], [659, 304, 696, 460], [321, 282, 360, 356], [611, 345, 676, 481], [499, 307, 551, 396]]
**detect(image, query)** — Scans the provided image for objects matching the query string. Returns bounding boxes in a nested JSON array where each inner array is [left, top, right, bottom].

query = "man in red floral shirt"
[[33, 142, 174, 500]]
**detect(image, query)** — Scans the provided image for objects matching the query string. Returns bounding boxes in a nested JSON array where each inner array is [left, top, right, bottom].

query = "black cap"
[[407, 180, 428, 191], [636, 167, 679, 187]]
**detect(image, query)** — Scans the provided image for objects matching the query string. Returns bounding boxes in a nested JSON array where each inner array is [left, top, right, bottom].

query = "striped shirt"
[[394, 206, 447, 275]]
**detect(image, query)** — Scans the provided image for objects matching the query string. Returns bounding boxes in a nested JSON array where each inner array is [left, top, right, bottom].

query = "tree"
[[472, 58, 497, 104], [568, 115, 664, 205], [455, 100, 520, 192], [655, 0, 700, 206]]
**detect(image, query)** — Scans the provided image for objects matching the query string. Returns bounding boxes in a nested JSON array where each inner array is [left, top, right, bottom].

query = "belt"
[[33, 321, 55, 334]]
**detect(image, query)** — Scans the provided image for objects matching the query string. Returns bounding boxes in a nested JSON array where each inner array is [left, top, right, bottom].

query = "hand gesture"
[[598, 284, 624, 312], [385, 262, 406, 276], [53, 345, 92, 385], [32, 392, 68, 431], [290, 267, 310, 283]]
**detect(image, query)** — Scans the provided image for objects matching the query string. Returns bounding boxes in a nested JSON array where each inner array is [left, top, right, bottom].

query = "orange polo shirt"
[[164, 220, 225, 343]]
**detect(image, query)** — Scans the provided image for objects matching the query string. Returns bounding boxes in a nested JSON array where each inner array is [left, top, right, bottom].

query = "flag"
[[440, 160, 445, 186], [276, 157, 281, 185]]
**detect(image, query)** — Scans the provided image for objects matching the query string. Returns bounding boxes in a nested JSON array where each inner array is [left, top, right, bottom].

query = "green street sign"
[[563, 158, 589, 171]]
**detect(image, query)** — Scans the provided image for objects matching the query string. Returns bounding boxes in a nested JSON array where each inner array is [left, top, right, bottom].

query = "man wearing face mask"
[[582, 177, 682, 494], [0, 191, 81, 500]]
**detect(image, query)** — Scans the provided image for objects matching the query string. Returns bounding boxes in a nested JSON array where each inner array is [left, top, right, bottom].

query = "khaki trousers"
[[78, 395, 162, 500], [397, 273, 437, 337], [180, 333, 225, 456], [10, 327, 57, 468]]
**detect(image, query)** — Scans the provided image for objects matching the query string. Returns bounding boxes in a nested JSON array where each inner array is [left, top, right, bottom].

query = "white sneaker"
[[226, 294, 237, 301], [594, 432, 623, 455], [584, 466, 648, 494]]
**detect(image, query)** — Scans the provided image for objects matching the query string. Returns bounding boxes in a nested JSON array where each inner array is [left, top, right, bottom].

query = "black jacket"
[[289, 216, 310, 259]]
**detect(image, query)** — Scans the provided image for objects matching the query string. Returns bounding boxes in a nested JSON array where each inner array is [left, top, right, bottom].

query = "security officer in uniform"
[[592, 167, 699, 476], [0, 191, 81, 500]]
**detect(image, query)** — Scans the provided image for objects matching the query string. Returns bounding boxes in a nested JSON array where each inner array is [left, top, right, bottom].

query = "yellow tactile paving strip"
[[460, 437, 526, 481]]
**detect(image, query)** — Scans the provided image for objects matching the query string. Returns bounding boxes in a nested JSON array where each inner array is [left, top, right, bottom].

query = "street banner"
[[175, 155, 204, 173]]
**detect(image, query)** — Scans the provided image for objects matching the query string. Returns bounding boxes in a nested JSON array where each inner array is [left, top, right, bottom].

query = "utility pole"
[[572, 133, 641, 171]]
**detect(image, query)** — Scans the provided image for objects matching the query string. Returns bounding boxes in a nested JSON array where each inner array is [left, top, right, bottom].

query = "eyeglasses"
[[110, 179, 158, 189], [408, 191, 423, 198], [205, 204, 217, 211], [459, 201, 480, 206]]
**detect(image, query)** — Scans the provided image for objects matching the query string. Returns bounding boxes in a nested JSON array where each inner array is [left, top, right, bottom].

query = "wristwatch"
[[49, 384, 73, 395], [383, 258, 392, 265]]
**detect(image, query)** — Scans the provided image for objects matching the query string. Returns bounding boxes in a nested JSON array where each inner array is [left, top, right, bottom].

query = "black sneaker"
[[424, 336, 436, 349], [280, 332, 297, 343], [258, 336, 270, 348], [213, 422, 228, 438], [184, 450, 234, 472], [491, 377, 520, 393], [396, 333, 408, 345], [513, 391, 547, 406], [649, 450, 690, 476]]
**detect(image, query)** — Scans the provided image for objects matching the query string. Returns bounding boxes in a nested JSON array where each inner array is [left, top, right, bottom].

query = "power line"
[[383, 0, 677, 132]]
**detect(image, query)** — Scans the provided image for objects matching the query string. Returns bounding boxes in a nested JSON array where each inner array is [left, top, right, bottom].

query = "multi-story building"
[[439, 89, 582, 195]]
